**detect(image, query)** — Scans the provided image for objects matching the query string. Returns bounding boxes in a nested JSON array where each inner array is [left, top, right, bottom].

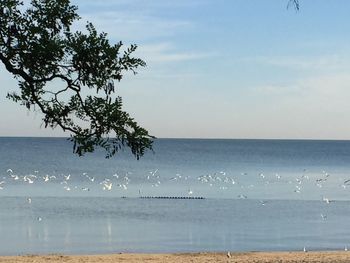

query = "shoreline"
[[1, 251, 350, 263]]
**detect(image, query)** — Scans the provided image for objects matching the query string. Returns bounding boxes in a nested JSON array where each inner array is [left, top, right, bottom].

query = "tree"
[[0, 0, 154, 159], [288, 0, 299, 10]]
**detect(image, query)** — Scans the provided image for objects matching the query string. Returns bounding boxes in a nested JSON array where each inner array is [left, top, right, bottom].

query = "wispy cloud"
[[245, 54, 350, 71], [136, 42, 216, 64], [75, 12, 192, 42], [74, 0, 205, 9], [72, 0, 198, 43], [255, 73, 350, 113], [71, 0, 214, 75], [254, 84, 302, 95], [243, 73, 350, 140]]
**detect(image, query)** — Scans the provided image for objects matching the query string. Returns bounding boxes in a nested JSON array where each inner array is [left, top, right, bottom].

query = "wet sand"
[[1, 251, 350, 263]]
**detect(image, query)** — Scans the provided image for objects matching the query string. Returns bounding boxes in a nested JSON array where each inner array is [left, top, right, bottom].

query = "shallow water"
[[1, 138, 350, 254], [1, 197, 350, 255]]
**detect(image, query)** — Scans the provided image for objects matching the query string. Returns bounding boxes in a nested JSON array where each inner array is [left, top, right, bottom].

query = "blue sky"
[[1, 0, 350, 139]]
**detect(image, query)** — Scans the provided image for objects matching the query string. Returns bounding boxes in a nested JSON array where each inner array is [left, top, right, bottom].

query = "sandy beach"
[[1, 252, 350, 263]]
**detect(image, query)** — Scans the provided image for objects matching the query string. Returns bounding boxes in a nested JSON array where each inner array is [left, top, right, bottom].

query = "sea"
[[1, 137, 350, 255]]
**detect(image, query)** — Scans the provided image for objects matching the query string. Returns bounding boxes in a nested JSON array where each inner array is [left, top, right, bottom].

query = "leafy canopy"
[[0, 0, 154, 159], [288, 0, 299, 10]]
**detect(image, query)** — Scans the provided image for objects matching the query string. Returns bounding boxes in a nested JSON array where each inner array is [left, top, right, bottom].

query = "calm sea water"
[[1, 137, 350, 254]]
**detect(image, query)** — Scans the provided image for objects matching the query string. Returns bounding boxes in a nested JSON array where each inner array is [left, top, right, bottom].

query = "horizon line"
[[0, 136, 350, 142]]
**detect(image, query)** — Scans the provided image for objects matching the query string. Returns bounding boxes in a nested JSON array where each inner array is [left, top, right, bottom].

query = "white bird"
[[12, 175, 19, 180], [150, 169, 158, 176], [294, 185, 301, 193], [24, 176, 34, 184], [64, 174, 71, 181], [6, 169, 13, 174], [103, 182, 112, 191], [303, 246, 307, 252], [64, 186, 71, 191], [227, 251, 231, 258], [27, 198, 32, 204], [37, 217, 42, 222], [43, 175, 49, 182], [322, 196, 331, 204], [188, 189, 193, 195], [87, 176, 94, 182], [260, 200, 267, 206]]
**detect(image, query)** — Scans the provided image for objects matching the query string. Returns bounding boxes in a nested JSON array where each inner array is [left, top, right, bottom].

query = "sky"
[[2, 0, 350, 139]]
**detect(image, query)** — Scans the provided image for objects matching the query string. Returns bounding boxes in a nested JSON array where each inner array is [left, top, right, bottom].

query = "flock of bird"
[[2, 167, 350, 252], [1, 168, 132, 193], [2, 167, 350, 202]]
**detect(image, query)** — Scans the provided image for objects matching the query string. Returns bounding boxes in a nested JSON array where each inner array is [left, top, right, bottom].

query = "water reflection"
[[1, 197, 350, 255], [64, 223, 71, 247], [106, 217, 112, 248]]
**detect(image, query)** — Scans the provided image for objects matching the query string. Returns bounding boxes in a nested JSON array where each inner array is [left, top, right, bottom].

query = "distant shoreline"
[[1, 251, 350, 262]]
